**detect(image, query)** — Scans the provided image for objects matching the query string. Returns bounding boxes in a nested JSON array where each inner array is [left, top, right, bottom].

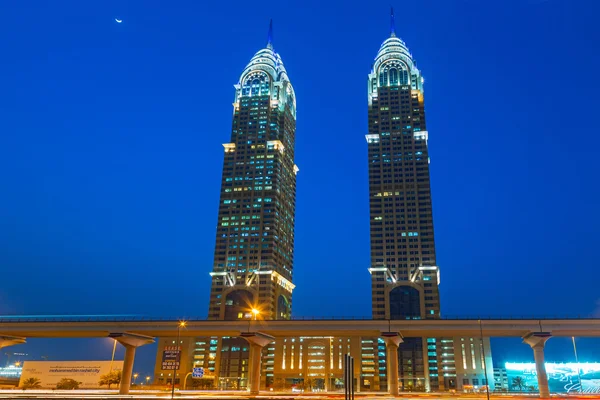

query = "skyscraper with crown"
[[207, 21, 298, 322], [367, 9, 441, 321]]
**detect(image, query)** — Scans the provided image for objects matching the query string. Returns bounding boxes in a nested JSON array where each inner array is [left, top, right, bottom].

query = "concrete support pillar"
[[0, 336, 26, 350], [120, 345, 136, 394], [382, 332, 403, 397], [108, 332, 154, 395], [249, 343, 262, 394], [120, 345, 137, 395], [241, 332, 274, 395], [0, 336, 26, 369], [523, 332, 552, 399], [387, 343, 400, 395]]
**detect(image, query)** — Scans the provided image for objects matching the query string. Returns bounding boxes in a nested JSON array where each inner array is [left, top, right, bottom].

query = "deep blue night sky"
[[1, 0, 599, 378]]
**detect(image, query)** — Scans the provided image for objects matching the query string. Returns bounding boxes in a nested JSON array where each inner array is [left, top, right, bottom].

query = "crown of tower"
[[234, 20, 296, 115], [238, 20, 291, 85], [367, 10, 424, 103]]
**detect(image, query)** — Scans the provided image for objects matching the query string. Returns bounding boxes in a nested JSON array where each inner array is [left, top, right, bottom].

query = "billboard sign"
[[505, 362, 600, 394], [19, 361, 124, 389], [161, 345, 181, 370]]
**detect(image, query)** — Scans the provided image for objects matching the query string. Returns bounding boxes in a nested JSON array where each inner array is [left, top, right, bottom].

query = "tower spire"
[[390, 7, 396, 37], [267, 19, 273, 49]]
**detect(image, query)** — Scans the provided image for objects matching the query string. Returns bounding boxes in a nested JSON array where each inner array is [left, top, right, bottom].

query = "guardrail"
[[0, 315, 598, 323]]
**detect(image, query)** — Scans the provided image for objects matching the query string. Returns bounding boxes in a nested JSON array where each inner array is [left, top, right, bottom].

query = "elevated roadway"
[[1, 317, 598, 397], [1, 317, 599, 338]]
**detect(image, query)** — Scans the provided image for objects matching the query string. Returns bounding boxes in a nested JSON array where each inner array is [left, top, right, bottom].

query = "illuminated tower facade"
[[367, 13, 441, 320], [207, 24, 298, 321]]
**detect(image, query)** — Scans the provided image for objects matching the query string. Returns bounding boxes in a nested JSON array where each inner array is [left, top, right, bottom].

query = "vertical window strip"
[[479, 342, 485, 371], [282, 344, 286, 369], [347, 341, 351, 361], [330, 339, 334, 369]]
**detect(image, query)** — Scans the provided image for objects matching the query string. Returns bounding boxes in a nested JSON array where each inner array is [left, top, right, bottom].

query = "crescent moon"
[[115, 19, 122, 23]]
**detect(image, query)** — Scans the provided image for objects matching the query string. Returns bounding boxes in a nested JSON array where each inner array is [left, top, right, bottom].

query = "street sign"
[[192, 367, 204, 379]]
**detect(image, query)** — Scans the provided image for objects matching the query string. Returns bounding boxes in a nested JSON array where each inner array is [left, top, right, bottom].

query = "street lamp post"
[[479, 320, 490, 400], [146, 376, 151, 385], [183, 372, 193, 390], [133, 373, 139, 385], [572, 337, 583, 393], [171, 321, 187, 399], [248, 308, 260, 333], [109, 339, 117, 372]]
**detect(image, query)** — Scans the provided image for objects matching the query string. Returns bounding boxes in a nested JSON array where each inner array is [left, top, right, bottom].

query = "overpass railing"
[[0, 314, 598, 323]]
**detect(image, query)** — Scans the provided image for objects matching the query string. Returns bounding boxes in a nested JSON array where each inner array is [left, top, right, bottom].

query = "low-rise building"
[[153, 334, 493, 393]]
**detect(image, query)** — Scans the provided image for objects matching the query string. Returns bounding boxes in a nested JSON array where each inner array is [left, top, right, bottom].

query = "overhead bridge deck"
[[1, 316, 599, 397], [0, 317, 599, 338]]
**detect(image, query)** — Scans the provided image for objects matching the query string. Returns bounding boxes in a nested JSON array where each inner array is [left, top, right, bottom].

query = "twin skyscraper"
[[208, 12, 439, 322], [149, 13, 493, 393]]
